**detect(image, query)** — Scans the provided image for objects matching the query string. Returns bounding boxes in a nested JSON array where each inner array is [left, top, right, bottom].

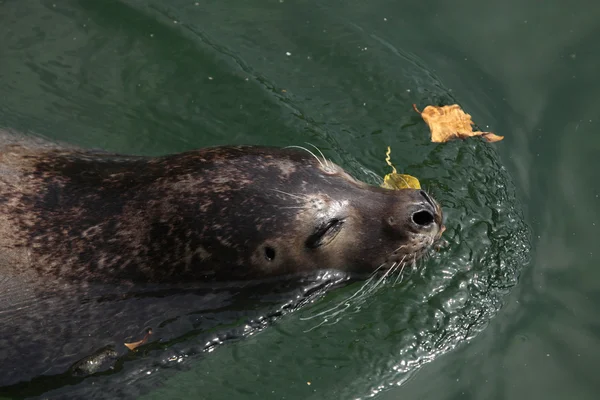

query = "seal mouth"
[[375, 234, 438, 279]]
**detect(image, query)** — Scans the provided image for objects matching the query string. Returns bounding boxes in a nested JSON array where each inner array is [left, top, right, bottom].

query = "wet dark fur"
[[3, 146, 311, 281]]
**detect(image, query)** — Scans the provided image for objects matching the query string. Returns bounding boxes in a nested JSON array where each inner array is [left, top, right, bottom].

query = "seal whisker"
[[392, 244, 408, 254], [301, 271, 380, 321], [418, 257, 427, 275], [304, 142, 332, 171], [301, 261, 389, 322], [365, 260, 399, 295], [284, 145, 327, 170], [384, 262, 403, 286], [301, 299, 351, 324], [351, 265, 387, 301], [270, 188, 308, 201], [393, 260, 408, 286]]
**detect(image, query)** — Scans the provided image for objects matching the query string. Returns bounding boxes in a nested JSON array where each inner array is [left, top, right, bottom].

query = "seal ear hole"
[[412, 210, 434, 227], [264, 246, 276, 261], [387, 216, 395, 225]]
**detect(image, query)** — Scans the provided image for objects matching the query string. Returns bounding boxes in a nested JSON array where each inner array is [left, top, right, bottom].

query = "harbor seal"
[[0, 131, 443, 283], [0, 130, 444, 391]]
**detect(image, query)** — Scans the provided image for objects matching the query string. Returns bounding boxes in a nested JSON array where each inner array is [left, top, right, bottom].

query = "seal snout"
[[384, 189, 443, 240], [379, 189, 444, 268]]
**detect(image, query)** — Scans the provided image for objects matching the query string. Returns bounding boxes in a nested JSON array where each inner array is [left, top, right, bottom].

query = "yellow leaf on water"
[[382, 173, 421, 190], [381, 146, 421, 190], [413, 104, 504, 143]]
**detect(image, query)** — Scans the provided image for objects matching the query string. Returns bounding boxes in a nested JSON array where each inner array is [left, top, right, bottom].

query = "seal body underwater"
[[0, 130, 443, 284]]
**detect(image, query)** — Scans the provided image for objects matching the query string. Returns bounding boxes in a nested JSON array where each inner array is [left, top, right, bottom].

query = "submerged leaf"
[[413, 104, 504, 143], [124, 329, 152, 351], [381, 146, 421, 190]]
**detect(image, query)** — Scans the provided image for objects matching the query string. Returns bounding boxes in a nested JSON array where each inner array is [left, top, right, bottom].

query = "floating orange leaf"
[[413, 104, 504, 143], [381, 146, 421, 190], [124, 329, 152, 351]]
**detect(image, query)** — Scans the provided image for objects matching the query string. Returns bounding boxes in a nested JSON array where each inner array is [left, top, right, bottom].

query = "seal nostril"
[[412, 210, 434, 227], [264, 246, 276, 261]]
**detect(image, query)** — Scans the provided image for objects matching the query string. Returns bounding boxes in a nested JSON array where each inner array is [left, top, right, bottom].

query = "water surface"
[[1, 0, 598, 399]]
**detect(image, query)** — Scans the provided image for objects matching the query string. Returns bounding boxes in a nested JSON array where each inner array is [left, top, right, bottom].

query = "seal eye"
[[264, 246, 276, 261], [305, 218, 344, 249]]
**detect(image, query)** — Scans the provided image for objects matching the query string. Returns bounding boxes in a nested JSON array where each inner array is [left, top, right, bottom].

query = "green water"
[[1, 0, 599, 399]]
